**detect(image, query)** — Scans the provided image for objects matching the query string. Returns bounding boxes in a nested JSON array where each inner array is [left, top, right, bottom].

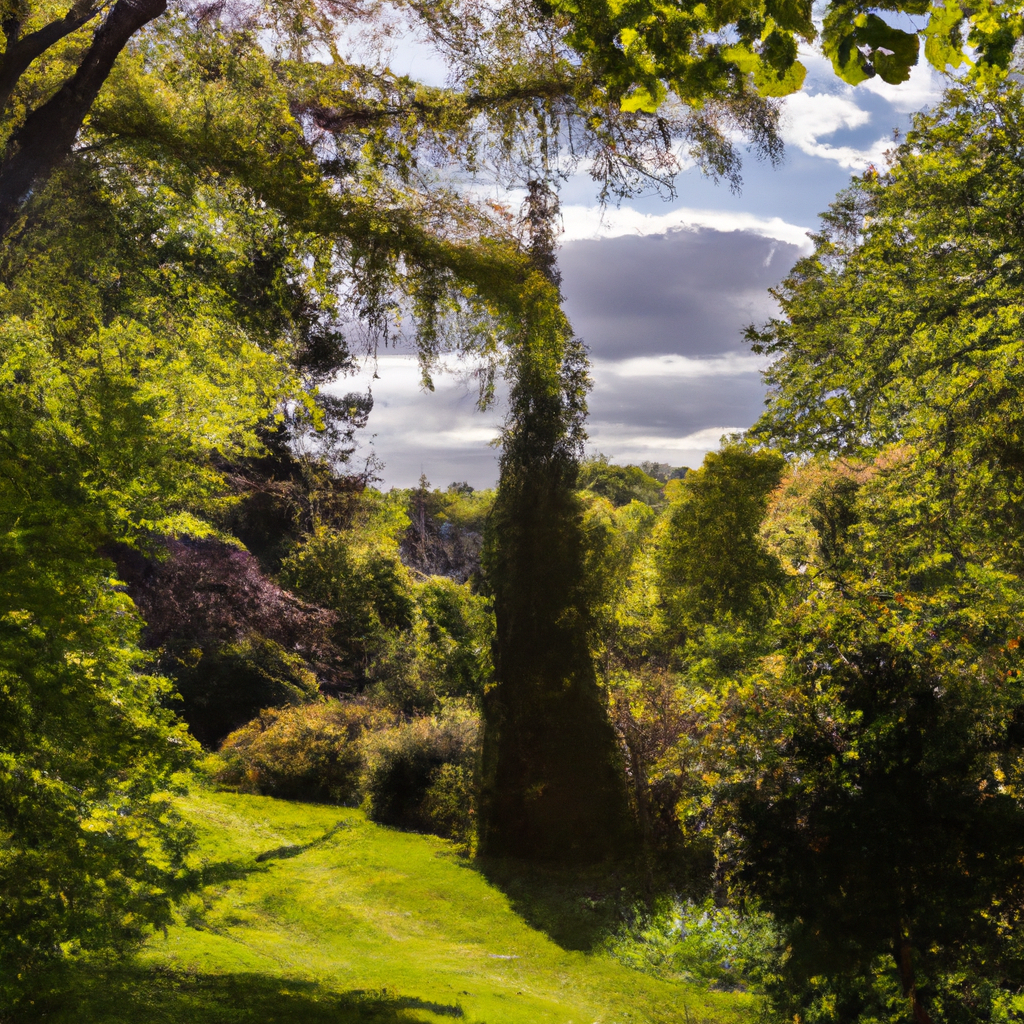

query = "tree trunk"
[[0, 0, 166, 238], [894, 926, 933, 1024]]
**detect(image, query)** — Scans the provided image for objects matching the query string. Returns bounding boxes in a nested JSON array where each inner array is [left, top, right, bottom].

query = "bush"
[[411, 577, 493, 701], [213, 699, 390, 803], [362, 702, 480, 842], [609, 897, 782, 993], [171, 633, 320, 748]]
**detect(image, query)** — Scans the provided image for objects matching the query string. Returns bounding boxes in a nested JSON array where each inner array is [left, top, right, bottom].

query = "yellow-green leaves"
[[923, 0, 967, 69]]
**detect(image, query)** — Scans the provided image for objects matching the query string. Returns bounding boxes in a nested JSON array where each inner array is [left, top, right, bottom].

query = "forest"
[[3, 0, 1024, 1020]]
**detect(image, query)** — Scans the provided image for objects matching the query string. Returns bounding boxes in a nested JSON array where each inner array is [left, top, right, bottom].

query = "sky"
[[328, 36, 946, 490]]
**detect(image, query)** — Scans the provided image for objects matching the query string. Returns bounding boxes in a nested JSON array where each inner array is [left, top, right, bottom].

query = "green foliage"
[[213, 699, 391, 804], [282, 490, 494, 710], [0, 109, 336, 986], [412, 576, 494, 702], [750, 74, 1024, 483], [0, 558, 197, 1000], [362, 702, 480, 843], [281, 492, 416, 682], [545, 0, 1019, 121], [708, 81, 1024, 1017], [171, 635, 320, 750], [578, 455, 665, 508], [610, 898, 781, 994], [656, 446, 786, 632], [711, 496, 1024, 1019]]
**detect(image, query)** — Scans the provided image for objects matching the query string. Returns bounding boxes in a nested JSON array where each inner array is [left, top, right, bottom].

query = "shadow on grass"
[[17, 964, 463, 1023], [255, 819, 352, 863], [473, 856, 646, 952]]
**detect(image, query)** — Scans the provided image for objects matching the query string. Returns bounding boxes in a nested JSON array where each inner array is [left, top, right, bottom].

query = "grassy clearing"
[[30, 791, 755, 1023]]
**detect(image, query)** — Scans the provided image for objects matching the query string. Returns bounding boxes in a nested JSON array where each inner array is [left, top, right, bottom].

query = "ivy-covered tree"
[[479, 184, 635, 861]]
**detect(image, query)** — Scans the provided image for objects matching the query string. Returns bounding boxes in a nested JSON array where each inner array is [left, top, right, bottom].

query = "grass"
[[28, 791, 757, 1023]]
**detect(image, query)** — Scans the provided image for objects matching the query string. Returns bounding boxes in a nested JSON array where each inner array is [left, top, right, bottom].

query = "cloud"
[[595, 353, 769, 378], [586, 357, 767, 459], [559, 228, 800, 359], [775, 41, 949, 170], [859, 55, 946, 113], [585, 426, 748, 468], [779, 90, 892, 170], [561, 204, 812, 250], [331, 227, 798, 486]]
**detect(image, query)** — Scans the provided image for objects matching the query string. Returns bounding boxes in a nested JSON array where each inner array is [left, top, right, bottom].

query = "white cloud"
[[560, 204, 812, 251], [779, 91, 891, 170], [608, 427, 746, 451], [585, 426, 746, 467], [776, 41, 947, 171], [593, 353, 769, 379]]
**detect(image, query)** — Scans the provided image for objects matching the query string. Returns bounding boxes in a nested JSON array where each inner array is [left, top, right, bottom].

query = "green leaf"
[[755, 56, 807, 97], [855, 14, 921, 84], [923, 0, 967, 69]]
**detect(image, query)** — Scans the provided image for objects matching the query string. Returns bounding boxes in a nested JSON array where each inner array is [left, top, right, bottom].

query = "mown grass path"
[[46, 792, 755, 1023]]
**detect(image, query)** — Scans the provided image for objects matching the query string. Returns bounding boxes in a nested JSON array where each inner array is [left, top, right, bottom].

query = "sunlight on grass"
[[44, 791, 757, 1023]]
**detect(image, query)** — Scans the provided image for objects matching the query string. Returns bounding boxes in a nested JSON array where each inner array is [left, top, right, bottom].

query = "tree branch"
[[0, 0, 166, 239], [0, 1, 109, 114]]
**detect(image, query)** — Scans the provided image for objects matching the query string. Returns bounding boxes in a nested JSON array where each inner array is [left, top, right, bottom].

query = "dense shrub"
[[113, 537, 349, 746], [214, 700, 390, 803], [281, 491, 495, 714], [362, 702, 480, 842], [172, 634, 320, 748], [412, 577, 493, 702], [281, 495, 417, 688]]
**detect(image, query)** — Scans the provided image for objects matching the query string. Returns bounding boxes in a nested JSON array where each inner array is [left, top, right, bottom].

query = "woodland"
[[3, 0, 1024, 1020]]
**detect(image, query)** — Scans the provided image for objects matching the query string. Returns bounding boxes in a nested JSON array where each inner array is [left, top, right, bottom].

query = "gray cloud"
[[340, 227, 800, 487], [560, 228, 800, 358], [588, 358, 768, 438]]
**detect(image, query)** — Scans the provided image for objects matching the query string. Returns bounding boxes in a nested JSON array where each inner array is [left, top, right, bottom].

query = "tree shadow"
[[18, 964, 464, 1023], [472, 855, 646, 952], [255, 819, 353, 862]]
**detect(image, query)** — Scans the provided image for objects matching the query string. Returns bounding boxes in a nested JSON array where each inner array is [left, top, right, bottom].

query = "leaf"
[[755, 56, 807, 97], [620, 82, 666, 113], [923, 0, 967, 69], [855, 13, 921, 84]]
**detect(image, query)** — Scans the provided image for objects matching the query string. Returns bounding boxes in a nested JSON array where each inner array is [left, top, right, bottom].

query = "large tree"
[[690, 74, 1024, 1023]]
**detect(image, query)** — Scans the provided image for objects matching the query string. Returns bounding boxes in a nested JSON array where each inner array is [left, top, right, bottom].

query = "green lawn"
[[36, 791, 756, 1023]]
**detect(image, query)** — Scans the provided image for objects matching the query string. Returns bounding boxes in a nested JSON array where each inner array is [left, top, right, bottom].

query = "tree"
[[705, 74, 1024, 1022], [656, 445, 786, 630], [578, 455, 664, 508], [477, 182, 635, 860], [708, 458, 1024, 1023], [0, 121, 352, 996]]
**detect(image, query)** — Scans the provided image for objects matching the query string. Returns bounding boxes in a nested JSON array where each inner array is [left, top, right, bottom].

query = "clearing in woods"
[[32, 791, 756, 1023]]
